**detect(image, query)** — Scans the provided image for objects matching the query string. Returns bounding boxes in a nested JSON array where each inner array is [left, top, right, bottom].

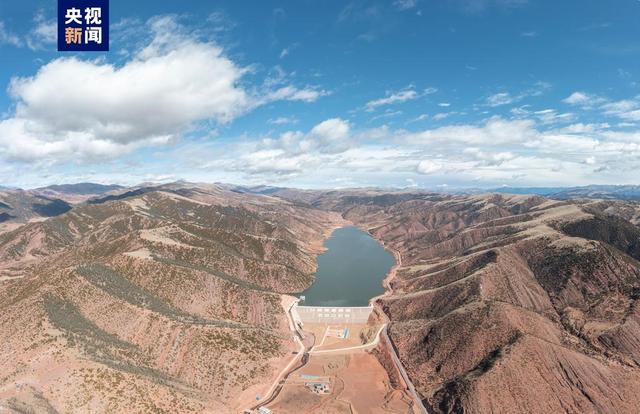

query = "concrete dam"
[[292, 305, 373, 325]]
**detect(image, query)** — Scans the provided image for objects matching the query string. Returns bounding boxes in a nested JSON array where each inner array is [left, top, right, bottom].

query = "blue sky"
[[1, 0, 640, 189]]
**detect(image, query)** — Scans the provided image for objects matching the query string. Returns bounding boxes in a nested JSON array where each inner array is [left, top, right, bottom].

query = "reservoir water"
[[300, 226, 396, 307]]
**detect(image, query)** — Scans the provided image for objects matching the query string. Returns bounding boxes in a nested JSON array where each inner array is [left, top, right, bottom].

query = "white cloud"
[[562, 91, 640, 122], [602, 99, 640, 121], [486, 92, 515, 107], [486, 83, 551, 107], [365, 86, 435, 111], [456, 0, 529, 14], [407, 117, 538, 145], [26, 12, 57, 50], [433, 112, 453, 121], [562, 91, 607, 108], [171, 108, 640, 188], [266, 85, 329, 102], [532, 109, 574, 124], [212, 118, 351, 176], [309, 118, 350, 145], [416, 160, 442, 174], [409, 114, 429, 123], [279, 43, 299, 59], [164, 87, 640, 187], [268, 117, 298, 125], [394, 0, 418, 10], [237, 149, 313, 176], [0, 16, 326, 163], [0, 21, 21, 47], [563, 92, 590, 105], [551, 123, 609, 134], [366, 88, 419, 111], [464, 148, 516, 166], [258, 118, 351, 158], [371, 110, 403, 121]]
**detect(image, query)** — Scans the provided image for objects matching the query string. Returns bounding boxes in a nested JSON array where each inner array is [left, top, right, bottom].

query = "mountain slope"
[[278, 190, 640, 414], [0, 183, 343, 413], [0, 190, 73, 234]]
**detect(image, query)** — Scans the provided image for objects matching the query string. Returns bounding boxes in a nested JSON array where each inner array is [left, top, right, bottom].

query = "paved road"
[[250, 352, 310, 411], [248, 299, 311, 412], [381, 324, 430, 414]]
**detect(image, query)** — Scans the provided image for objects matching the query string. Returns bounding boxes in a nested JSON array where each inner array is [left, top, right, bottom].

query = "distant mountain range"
[[2, 182, 639, 231], [4, 182, 640, 201], [0, 183, 124, 229], [233, 183, 640, 202], [35, 182, 124, 195], [490, 185, 640, 200]]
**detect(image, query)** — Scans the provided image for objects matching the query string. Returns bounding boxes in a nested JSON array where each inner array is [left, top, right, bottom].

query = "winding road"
[[248, 232, 429, 414], [248, 299, 311, 412]]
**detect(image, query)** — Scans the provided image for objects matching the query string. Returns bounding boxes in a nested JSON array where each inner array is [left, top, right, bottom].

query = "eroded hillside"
[[279, 190, 640, 414], [0, 183, 342, 413]]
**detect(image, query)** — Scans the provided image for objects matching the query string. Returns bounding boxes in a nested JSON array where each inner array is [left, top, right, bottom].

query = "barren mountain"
[[0, 190, 73, 234], [33, 183, 125, 204], [0, 183, 342, 412], [277, 189, 640, 414], [4, 182, 640, 414], [0, 183, 128, 235]]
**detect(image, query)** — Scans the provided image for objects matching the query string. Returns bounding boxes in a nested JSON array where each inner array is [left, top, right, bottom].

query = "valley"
[[2, 183, 640, 413]]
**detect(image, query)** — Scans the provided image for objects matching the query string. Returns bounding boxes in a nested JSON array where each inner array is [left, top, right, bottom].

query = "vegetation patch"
[[75, 263, 252, 329]]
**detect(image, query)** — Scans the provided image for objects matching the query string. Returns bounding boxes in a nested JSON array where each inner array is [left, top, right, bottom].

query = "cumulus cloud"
[[562, 91, 607, 108], [0, 16, 326, 163], [416, 160, 443, 174], [262, 118, 351, 156], [207, 118, 357, 177], [463, 148, 516, 166], [563, 92, 591, 105], [2, 24, 248, 160], [407, 117, 538, 145], [169, 106, 640, 188]]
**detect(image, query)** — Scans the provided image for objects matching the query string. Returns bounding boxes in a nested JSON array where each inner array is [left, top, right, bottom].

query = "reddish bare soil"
[[0, 183, 342, 413], [266, 353, 411, 414], [276, 189, 640, 414], [5, 184, 640, 413]]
